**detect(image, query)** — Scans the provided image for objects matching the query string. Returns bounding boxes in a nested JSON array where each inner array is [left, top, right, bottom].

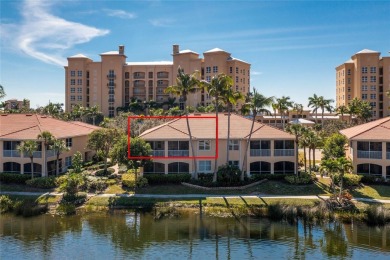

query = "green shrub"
[[14, 200, 47, 217], [0, 195, 13, 213], [136, 177, 148, 188], [88, 179, 108, 193], [122, 173, 136, 188], [217, 164, 241, 185], [62, 192, 87, 205], [26, 176, 57, 189], [360, 175, 388, 185], [95, 168, 115, 176], [251, 173, 290, 181], [285, 172, 316, 185], [0, 173, 32, 184], [144, 173, 191, 185], [343, 174, 362, 187]]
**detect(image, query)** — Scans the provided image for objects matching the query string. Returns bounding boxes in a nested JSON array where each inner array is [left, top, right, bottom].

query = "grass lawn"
[[350, 184, 390, 200], [0, 183, 56, 193], [5, 194, 61, 204]]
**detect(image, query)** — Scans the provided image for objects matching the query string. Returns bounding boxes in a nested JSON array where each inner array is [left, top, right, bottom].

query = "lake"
[[1, 210, 389, 259]]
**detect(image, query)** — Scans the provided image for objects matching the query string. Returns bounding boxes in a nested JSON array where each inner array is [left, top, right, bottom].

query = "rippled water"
[[1, 211, 389, 259]]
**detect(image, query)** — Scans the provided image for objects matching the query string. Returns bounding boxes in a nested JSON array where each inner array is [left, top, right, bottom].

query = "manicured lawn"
[[5, 194, 61, 204], [0, 183, 56, 193], [350, 184, 390, 200]]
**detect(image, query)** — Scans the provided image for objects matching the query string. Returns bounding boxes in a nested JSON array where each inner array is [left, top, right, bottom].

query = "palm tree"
[[274, 96, 293, 129], [17, 140, 38, 179], [165, 67, 201, 179], [299, 128, 310, 172], [292, 103, 304, 118], [37, 131, 54, 176], [271, 103, 278, 127], [70, 104, 83, 121], [221, 88, 244, 164], [318, 96, 334, 127], [356, 100, 372, 123], [308, 94, 320, 124], [335, 157, 353, 200], [0, 84, 5, 100], [163, 97, 178, 109], [86, 105, 102, 125], [285, 124, 305, 175], [50, 139, 70, 176], [241, 89, 274, 179], [204, 74, 232, 182], [335, 105, 349, 121], [347, 98, 360, 124]]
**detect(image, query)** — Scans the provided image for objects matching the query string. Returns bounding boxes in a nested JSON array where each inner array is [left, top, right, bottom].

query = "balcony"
[[151, 150, 165, 157], [387, 152, 390, 160], [24, 151, 42, 158], [108, 90, 115, 95], [157, 72, 169, 79], [46, 150, 56, 158], [134, 83, 145, 88], [358, 150, 382, 159], [168, 150, 189, 157], [107, 83, 116, 87], [107, 74, 116, 79], [157, 83, 169, 88], [108, 98, 115, 103], [250, 149, 271, 157], [134, 73, 145, 79], [274, 149, 294, 156], [3, 150, 21, 157]]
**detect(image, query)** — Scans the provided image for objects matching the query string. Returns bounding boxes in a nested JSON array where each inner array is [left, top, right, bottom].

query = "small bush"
[[251, 174, 290, 181], [144, 173, 191, 185], [136, 177, 148, 188], [0, 173, 32, 184], [0, 195, 13, 213], [360, 175, 388, 185], [62, 192, 87, 205], [217, 164, 241, 185], [26, 176, 57, 189], [95, 168, 115, 176], [285, 172, 316, 185], [88, 179, 108, 193], [343, 174, 362, 187], [122, 173, 136, 188]]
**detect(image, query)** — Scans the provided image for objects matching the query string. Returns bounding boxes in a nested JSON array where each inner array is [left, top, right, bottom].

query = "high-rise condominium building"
[[65, 45, 250, 117], [335, 49, 390, 119]]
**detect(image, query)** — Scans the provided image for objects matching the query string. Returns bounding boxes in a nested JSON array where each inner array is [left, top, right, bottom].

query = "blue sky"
[[1, 0, 389, 109]]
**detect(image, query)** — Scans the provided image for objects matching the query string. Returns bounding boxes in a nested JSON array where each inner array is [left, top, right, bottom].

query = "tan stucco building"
[[0, 114, 99, 176], [336, 49, 390, 119], [138, 113, 296, 176], [65, 45, 250, 117], [340, 117, 390, 179]]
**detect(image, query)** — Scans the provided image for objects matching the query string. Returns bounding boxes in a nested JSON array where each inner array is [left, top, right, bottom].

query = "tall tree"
[[308, 94, 320, 124], [241, 89, 274, 179], [37, 131, 54, 176], [87, 128, 122, 173], [271, 103, 278, 127], [204, 74, 232, 182], [165, 67, 201, 179], [86, 105, 102, 125], [50, 139, 70, 176], [292, 103, 304, 118], [17, 140, 38, 179], [274, 96, 293, 129], [318, 96, 334, 127], [0, 84, 5, 100], [286, 124, 305, 175], [335, 105, 349, 121]]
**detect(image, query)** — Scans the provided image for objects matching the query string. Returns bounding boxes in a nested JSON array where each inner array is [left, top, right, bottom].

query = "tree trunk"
[[303, 146, 307, 172], [295, 137, 299, 175], [281, 112, 284, 129], [312, 147, 316, 170], [339, 175, 343, 200], [56, 154, 60, 176], [321, 109, 325, 128], [226, 104, 231, 164], [30, 158, 34, 180], [315, 109, 318, 124], [186, 115, 197, 180], [308, 148, 312, 174], [212, 97, 219, 183], [241, 112, 256, 181]]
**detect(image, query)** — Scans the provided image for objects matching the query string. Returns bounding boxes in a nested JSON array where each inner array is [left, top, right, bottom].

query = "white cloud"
[[149, 18, 175, 27], [251, 71, 263, 76], [1, 0, 109, 66], [104, 9, 136, 19]]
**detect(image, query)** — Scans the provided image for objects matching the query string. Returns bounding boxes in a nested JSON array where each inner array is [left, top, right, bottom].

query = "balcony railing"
[[357, 150, 382, 159], [157, 73, 169, 79], [134, 83, 145, 88], [168, 150, 189, 157], [3, 150, 21, 157], [250, 149, 271, 157], [387, 152, 390, 160], [46, 150, 56, 158], [108, 98, 115, 103], [151, 150, 165, 157], [107, 83, 116, 87], [107, 75, 116, 79], [134, 75, 145, 79], [24, 151, 42, 158], [274, 149, 294, 156]]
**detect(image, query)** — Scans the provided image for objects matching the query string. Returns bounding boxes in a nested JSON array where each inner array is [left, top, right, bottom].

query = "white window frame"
[[70, 71, 75, 77], [66, 138, 72, 148], [198, 161, 212, 173], [77, 70, 82, 77], [229, 140, 239, 150], [198, 140, 211, 151]]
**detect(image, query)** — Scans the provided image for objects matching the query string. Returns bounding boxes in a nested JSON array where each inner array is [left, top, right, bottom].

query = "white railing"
[[168, 150, 189, 156], [3, 150, 21, 157], [151, 150, 165, 157], [24, 151, 42, 158], [357, 150, 382, 159], [274, 149, 294, 156], [250, 149, 271, 157], [46, 150, 56, 158]]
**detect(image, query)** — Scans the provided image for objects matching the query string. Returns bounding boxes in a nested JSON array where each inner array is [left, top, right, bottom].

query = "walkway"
[[2, 191, 390, 204]]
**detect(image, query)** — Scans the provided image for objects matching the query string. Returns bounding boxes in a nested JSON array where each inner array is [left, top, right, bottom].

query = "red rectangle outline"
[[127, 115, 218, 160]]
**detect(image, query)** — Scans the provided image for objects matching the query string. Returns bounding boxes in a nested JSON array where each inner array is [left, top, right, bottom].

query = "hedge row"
[[144, 173, 191, 185], [0, 173, 33, 184], [26, 177, 57, 189]]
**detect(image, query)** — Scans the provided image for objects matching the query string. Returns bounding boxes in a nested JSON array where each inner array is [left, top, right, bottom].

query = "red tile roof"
[[340, 117, 390, 141], [139, 113, 294, 140], [0, 114, 100, 140]]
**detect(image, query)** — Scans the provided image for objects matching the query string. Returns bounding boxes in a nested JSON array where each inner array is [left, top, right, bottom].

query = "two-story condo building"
[[340, 117, 390, 179], [0, 114, 99, 176], [138, 113, 296, 176]]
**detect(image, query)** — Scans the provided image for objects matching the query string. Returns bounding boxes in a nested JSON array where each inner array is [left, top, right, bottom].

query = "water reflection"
[[1, 211, 389, 259]]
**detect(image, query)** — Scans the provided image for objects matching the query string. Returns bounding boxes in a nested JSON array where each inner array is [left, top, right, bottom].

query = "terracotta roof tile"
[[340, 117, 390, 141]]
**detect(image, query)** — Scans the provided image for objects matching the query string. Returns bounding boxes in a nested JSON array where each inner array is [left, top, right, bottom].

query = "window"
[[347, 69, 351, 75], [347, 78, 351, 84], [348, 95, 351, 100], [362, 66, 368, 73], [70, 71, 75, 77], [77, 71, 82, 77], [370, 94, 376, 99], [206, 76, 211, 82], [370, 102, 376, 108], [274, 140, 294, 149], [361, 85, 368, 91], [229, 140, 239, 150], [77, 96, 82, 101], [125, 72, 130, 79], [65, 156, 72, 167], [362, 94, 368, 100], [347, 86, 351, 92], [66, 138, 72, 148], [70, 79, 75, 85], [229, 67, 233, 73], [199, 140, 211, 151], [362, 76, 367, 83], [77, 87, 82, 94], [229, 161, 239, 167], [212, 66, 218, 73], [198, 161, 212, 172], [370, 67, 376, 73], [236, 67, 239, 73], [370, 76, 376, 83], [236, 76, 238, 83], [370, 85, 376, 91], [70, 88, 75, 93], [149, 72, 153, 78], [77, 79, 82, 85], [206, 67, 211, 73], [70, 96, 75, 101]]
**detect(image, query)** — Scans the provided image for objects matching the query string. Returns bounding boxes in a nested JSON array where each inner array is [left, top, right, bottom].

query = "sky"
[[0, 0, 389, 109]]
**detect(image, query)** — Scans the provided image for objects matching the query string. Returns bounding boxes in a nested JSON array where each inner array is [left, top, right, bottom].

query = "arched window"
[[23, 163, 42, 174], [274, 161, 294, 174], [357, 164, 382, 176], [250, 161, 271, 174], [3, 162, 21, 173], [168, 162, 189, 174], [144, 162, 165, 174]]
